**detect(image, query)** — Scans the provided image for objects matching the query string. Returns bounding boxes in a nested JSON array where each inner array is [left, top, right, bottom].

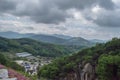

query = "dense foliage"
[[0, 37, 73, 57], [97, 55, 120, 80], [38, 38, 120, 79], [0, 53, 24, 71]]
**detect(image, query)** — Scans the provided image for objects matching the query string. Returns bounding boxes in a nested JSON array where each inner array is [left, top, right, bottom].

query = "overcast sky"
[[0, 0, 120, 40]]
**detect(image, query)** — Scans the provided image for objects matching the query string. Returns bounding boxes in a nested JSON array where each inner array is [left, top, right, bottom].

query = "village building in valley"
[[15, 52, 52, 75]]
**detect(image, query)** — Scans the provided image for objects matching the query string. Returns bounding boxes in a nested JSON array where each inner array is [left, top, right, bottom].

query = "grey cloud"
[[0, 0, 16, 13], [98, 0, 115, 10], [51, 0, 114, 10], [25, 27, 34, 30], [49, 26, 68, 31], [0, 0, 115, 24], [93, 10, 120, 27], [30, 8, 69, 24], [12, 0, 70, 24]]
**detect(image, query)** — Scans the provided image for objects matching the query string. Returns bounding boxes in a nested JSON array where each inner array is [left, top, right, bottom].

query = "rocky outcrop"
[[59, 63, 95, 80], [81, 63, 94, 80]]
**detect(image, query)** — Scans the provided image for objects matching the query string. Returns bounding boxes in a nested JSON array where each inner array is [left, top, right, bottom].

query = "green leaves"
[[38, 64, 59, 79], [0, 53, 8, 65], [97, 55, 120, 80], [0, 53, 24, 71]]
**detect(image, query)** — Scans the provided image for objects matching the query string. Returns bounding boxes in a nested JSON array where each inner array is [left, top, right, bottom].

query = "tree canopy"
[[38, 38, 120, 79]]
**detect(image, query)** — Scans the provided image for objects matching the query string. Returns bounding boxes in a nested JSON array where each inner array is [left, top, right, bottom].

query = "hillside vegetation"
[[38, 38, 120, 80], [0, 53, 24, 71], [0, 37, 72, 57]]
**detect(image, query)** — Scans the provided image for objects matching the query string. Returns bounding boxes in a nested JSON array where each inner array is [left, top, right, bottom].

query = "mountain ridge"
[[0, 31, 95, 46]]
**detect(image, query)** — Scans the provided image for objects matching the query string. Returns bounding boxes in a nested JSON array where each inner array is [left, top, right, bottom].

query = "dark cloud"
[[55, 0, 115, 10], [98, 0, 115, 10], [0, 0, 16, 13], [92, 10, 120, 27], [0, 0, 115, 24], [30, 8, 69, 24]]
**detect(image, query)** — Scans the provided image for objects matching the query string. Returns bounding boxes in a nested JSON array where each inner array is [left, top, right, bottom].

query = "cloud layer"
[[0, 0, 115, 24], [0, 0, 120, 40]]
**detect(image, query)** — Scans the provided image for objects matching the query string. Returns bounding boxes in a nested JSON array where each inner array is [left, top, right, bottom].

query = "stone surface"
[[0, 69, 9, 78]]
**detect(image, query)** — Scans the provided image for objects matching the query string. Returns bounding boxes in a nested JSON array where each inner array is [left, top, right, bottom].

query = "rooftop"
[[16, 52, 32, 57]]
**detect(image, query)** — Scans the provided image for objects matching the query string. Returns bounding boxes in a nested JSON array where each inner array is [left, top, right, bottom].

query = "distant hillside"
[[0, 37, 72, 57], [0, 31, 35, 39], [52, 34, 72, 39], [28, 34, 94, 47], [28, 34, 66, 44], [89, 39, 107, 43], [0, 31, 23, 38], [64, 37, 94, 46], [0, 31, 94, 47]]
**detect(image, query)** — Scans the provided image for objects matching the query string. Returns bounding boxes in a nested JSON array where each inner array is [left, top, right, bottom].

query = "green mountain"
[[0, 37, 72, 57], [28, 34, 66, 44], [52, 34, 72, 39], [0, 31, 94, 47], [0, 31, 35, 38], [39, 38, 120, 80], [89, 39, 107, 43], [63, 37, 93, 46], [0, 31, 23, 38], [29, 34, 94, 46]]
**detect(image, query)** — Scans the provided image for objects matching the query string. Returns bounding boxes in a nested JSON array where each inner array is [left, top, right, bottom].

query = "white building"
[[16, 52, 32, 57]]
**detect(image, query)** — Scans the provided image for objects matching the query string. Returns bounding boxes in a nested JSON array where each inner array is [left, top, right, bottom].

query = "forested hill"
[[39, 38, 120, 80], [0, 31, 95, 46], [0, 37, 72, 57]]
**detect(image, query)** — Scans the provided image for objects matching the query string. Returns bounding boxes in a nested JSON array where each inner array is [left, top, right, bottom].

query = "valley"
[[0, 0, 119, 80]]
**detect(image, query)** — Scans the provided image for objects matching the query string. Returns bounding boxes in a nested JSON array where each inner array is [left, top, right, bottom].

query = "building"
[[16, 52, 32, 57]]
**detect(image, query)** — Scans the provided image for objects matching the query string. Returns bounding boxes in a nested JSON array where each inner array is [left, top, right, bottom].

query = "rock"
[[81, 63, 94, 80]]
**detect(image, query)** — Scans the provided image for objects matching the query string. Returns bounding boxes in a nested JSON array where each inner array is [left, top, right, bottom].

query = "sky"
[[0, 0, 120, 40]]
